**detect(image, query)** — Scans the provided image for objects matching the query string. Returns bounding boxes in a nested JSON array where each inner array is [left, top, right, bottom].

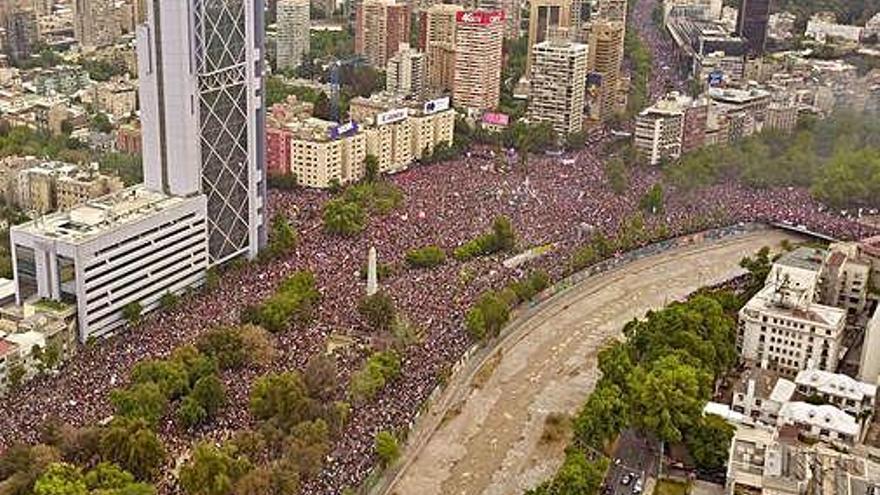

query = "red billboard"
[[456, 10, 505, 25]]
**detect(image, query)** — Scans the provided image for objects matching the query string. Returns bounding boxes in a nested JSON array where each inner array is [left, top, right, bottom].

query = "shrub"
[[374, 430, 400, 467], [405, 245, 447, 268]]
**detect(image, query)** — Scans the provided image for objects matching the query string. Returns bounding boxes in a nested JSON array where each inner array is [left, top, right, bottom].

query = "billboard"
[[423, 96, 451, 115], [708, 69, 724, 87], [482, 112, 509, 126], [376, 108, 408, 126], [329, 121, 358, 139], [586, 72, 603, 97], [455, 10, 505, 25]]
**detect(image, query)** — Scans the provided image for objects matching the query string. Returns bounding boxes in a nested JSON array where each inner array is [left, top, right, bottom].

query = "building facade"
[[355, 0, 411, 67], [526, 0, 571, 75], [453, 10, 504, 111], [386, 43, 427, 100], [276, 0, 310, 71], [421, 4, 461, 93], [73, 0, 119, 50], [735, 0, 770, 56], [528, 39, 588, 137], [3, 9, 39, 63], [137, 0, 267, 264], [586, 19, 625, 121]]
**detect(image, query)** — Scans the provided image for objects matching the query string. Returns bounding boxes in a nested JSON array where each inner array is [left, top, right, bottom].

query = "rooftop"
[[779, 402, 860, 437], [12, 186, 193, 245], [795, 369, 876, 402], [776, 247, 827, 272], [746, 284, 846, 328]]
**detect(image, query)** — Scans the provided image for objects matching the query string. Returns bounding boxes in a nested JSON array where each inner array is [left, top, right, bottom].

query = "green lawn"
[[654, 479, 689, 495]]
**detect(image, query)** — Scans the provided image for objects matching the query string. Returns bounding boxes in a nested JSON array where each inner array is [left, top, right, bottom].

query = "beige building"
[[528, 38, 588, 137], [386, 43, 427, 100], [585, 19, 626, 121], [634, 92, 708, 165], [276, 95, 455, 188], [73, 0, 119, 50], [355, 0, 410, 67], [526, 0, 571, 75], [422, 4, 462, 93], [12, 161, 124, 214], [453, 10, 504, 111], [276, 0, 310, 71], [82, 75, 138, 120]]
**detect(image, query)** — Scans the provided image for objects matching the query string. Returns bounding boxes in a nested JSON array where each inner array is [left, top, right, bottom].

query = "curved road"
[[383, 230, 802, 495]]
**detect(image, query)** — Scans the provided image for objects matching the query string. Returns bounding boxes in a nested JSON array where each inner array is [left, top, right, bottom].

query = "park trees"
[[685, 414, 735, 471], [358, 292, 397, 333], [99, 418, 166, 481], [180, 443, 251, 495]]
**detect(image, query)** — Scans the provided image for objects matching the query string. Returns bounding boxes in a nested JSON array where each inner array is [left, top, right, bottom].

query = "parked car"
[[621, 474, 632, 486]]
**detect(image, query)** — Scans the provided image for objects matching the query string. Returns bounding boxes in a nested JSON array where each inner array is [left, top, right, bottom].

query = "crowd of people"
[[630, 0, 686, 100], [0, 2, 874, 494]]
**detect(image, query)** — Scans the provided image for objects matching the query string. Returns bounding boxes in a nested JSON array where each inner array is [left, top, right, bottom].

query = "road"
[[383, 230, 802, 495]]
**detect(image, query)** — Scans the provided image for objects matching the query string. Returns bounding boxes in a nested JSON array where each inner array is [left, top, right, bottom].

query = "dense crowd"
[[0, 2, 873, 494], [630, 0, 686, 100], [0, 125, 870, 493]]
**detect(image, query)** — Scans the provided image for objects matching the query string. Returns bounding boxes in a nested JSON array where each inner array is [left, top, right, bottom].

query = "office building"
[[453, 10, 504, 111], [735, 0, 770, 56], [737, 248, 857, 377], [386, 43, 427, 100], [477, 0, 520, 38], [137, 0, 267, 263], [11, 188, 209, 341], [11, 161, 124, 214], [596, 0, 626, 22], [276, 0, 310, 71], [73, 0, 119, 50], [355, 0, 411, 67], [634, 92, 708, 165], [421, 4, 461, 93], [528, 38, 588, 136], [586, 19, 625, 121], [3, 9, 38, 63], [526, 0, 571, 75], [708, 86, 771, 142]]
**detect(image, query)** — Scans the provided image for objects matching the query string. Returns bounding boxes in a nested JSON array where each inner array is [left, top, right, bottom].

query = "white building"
[[137, 0, 267, 264], [777, 402, 861, 445], [794, 369, 876, 420], [276, 0, 311, 71], [805, 17, 863, 45], [528, 38, 588, 137], [738, 248, 848, 376], [10, 187, 209, 341]]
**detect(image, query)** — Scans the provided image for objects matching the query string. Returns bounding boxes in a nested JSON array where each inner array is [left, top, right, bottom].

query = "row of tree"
[[664, 113, 880, 208], [453, 216, 516, 261], [465, 270, 550, 342], [241, 271, 320, 333], [323, 167, 405, 236]]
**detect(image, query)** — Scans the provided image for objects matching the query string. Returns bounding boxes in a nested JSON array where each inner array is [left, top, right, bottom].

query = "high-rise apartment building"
[[276, 0, 310, 71], [453, 10, 504, 111], [736, 0, 770, 56], [421, 4, 462, 93], [528, 39, 588, 136], [355, 0, 411, 67], [634, 92, 707, 165], [526, 0, 570, 75], [387, 43, 427, 100], [3, 9, 39, 63], [586, 19, 625, 121], [73, 0, 119, 50], [137, 0, 267, 263], [596, 0, 626, 22]]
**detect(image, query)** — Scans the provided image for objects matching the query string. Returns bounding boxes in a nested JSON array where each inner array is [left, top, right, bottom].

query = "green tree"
[[284, 419, 330, 478], [180, 443, 252, 495], [122, 301, 143, 324], [191, 374, 226, 416], [572, 381, 629, 450], [109, 383, 168, 426], [604, 157, 629, 195], [526, 452, 608, 495], [33, 462, 87, 495], [364, 154, 380, 183], [99, 418, 166, 481], [130, 359, 191, 399], [639, 184, 664, 214], [685, 414, 735, 471], [357, 292, 397, 333], [628, 355, 711, 444], [266, 213, 298, 258], [374, 430, 400, 467], [323, 199, 365, 236], [7, 362, 26, 390], [249, 371, 314, 432], [177, 396, 208, 429]]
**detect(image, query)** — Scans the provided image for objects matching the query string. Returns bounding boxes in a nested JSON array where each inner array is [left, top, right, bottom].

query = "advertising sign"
[[376, 108, 408, 126], [481, 112, 509, 126], [423, 96, 451, 115], [586, 72, 603, 97], [455, 10, 505, 25], [329, 121, 359, 139], [708, 69, 724, 87]]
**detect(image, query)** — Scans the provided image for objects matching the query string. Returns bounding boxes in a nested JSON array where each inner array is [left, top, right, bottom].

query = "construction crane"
[[329, 55, 366, 123]]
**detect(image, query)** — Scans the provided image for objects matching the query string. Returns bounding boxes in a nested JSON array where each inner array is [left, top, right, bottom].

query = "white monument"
[[367, 246, 378, 296]]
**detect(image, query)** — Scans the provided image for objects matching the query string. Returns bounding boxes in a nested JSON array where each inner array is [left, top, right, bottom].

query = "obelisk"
[[367, 246, 378, 296]]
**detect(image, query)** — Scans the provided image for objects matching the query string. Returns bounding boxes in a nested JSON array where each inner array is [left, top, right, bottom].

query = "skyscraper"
[[73, 0, 119, 49], [529, 38, 588, 136], [355, 0, 411, 67], [276, 0, 310, 71], [477, 0, 520, 38], [137, 0, 267, 263], [526, 0, 570, 75], [586, 19, 625, 121], [453, 9, 504, 111], [736, 0, 770, 56], [421, 4, 461, 93], [596, 0, 626, 22]]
